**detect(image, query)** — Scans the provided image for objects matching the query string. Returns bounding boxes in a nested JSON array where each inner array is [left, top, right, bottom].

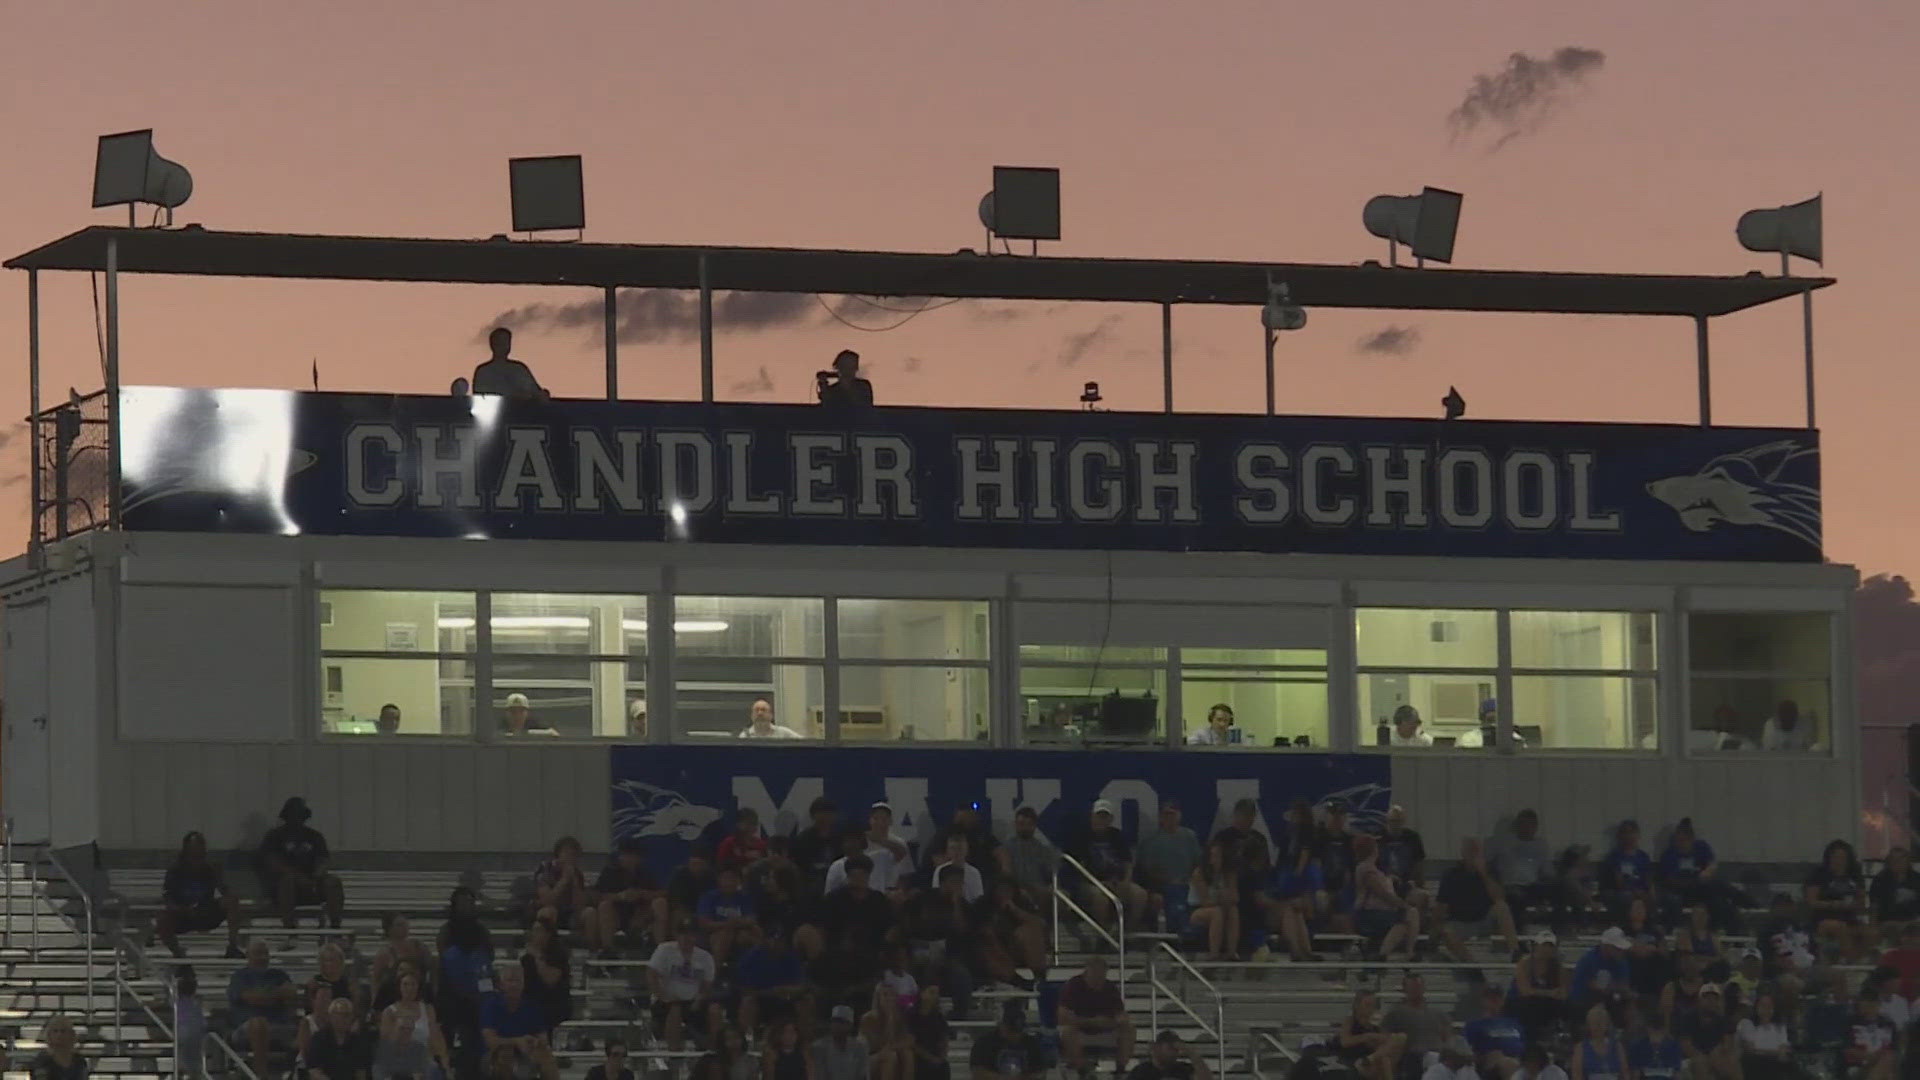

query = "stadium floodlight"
[[92, 129, 193, 225], [978, 166, 1061, 249], [509, 155, 586, 234], [1737, 193, 1822, 271], [1362, 186, 1463, 266]]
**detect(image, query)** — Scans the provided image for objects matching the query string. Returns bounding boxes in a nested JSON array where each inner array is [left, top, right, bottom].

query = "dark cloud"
[[1356, 326, 1422, 356], [485, 289, 819, 345], [1059, 315, 1123, 368], [727, 366, 775, 397], [1449, 47, 1606, 152]]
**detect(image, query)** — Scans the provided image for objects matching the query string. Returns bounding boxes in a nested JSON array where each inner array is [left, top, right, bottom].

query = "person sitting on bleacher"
[[1679, 982, 1738, 1080], [901, 865, 979, 1020], [1656, 819, 1739, 932], [1003, 807, 1058, 906], [1462, 983, 1526, 1080], [1489, 810, 1561, 931], [1597, 821, 1655, 923], [1127, 1031, 1212, 1080], [1735, 986, 1792, 1076], [930, 802, 1007, 886], [260, 796, 346, 930], [306, 941, 366, 1020], [1507, 932, 1569, 1042], [584, 1038, 635, 1080], [647, 920, 719, 1053], [527, 835, 599, 944], [481, 963, 559, 1080], [159, 830, 245, 959], [1334, 989, 1407, 1080], [229, 938, 301, 1080], [1189, 840, 1243, 963], [793, 799, 845, 895], [1421, 1036, 1476, 1080], [371, 914, 433, 1007], [718, 808, 772, 873], [1352, 834, 1420, 962], [1805, 839, 1872, 961], [1384, 971, 1451, 1074], [374, 966, 451, 1080], [1628, 1007, 1684, 1080], [1135, 801, 1202, 934], [305, 996, 372, 1080], [968, 1001, 1047, 1080], [1570, 928, 1634, 1021], [1435, 839, 1520, 963], [927, 835, 986, 903], [978, 877, 1050, 991], [1871, 847, 1920, 930], [699, 864, 764, 965], [594, 836, 666, 957], [1073, 801, 1151, 931], [29, 1015, 89, 1080], [519, 919, 572, 1037], [1844, 985, 1901, 1080], [1060, 955, 1136, 1077], [1267, 802, 1326, 963], [735, 928, 810, 1040]]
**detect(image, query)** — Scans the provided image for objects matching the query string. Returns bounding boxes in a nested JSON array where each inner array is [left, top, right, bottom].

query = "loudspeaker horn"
[[1736, 193, 1821, 266]]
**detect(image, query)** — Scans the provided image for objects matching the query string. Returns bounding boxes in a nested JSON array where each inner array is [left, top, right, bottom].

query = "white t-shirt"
[[1736, 1020, 1790, 1054], [1421, 1065, 1476, 1080], [1881, 995, 1913, 1029], [1186, 726, 1237, 746], [1761, 719, 1814, 751], [1391, 730, 1434, 747], [825, 847, 899, 893], [880, 969, 918, 1010], [646, 942, 715, 1002], [740, 724, 804, 740], [932, 859, 985, 902], [1516, 1067, 1568, 1080]]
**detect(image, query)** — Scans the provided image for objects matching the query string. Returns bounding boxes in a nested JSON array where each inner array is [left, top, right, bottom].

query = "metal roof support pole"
[[106, 239, 122, 526], [603, 286, 618, 400], [1160, 302, 1173, 413], [1802, 288, 1817, 430], [699, 255, 714, 403], [1694, 315, 1711, 428], [26, 269, 40, 559], [1263, 330, 1276, 416]]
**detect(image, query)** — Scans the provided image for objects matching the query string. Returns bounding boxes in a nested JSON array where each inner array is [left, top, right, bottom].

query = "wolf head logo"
[[611, 780, 722, 843], [1646, 440, 1821, 551]]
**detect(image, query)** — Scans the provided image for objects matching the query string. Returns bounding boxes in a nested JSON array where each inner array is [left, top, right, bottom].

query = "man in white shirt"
[[1390, 705, 1434, 748], [929, 834, 985, 902], [1185, 704, 1239, 746], [645, 922, 716, 1051], [1761, 700, 1816, 751], [738, 699, 803, 740], [1421, 1037, 1478, 1080], [868, 802, 915, 883], [827, 838, 899, 893]]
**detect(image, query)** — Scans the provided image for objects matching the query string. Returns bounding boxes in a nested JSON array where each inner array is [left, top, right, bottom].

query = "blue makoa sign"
[[118, 386, 1821, 561]]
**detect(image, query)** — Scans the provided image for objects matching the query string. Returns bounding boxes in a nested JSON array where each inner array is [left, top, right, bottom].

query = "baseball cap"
[[831, 1005, 854, 1022], [1532, 930, 1557, 947], [870, 801, 893, 814], [1741, 946, 1763, 961], [505, 693, 530, 708], [1093, 800, 1115, 817], [1599, 927, 1631, 950], [1699, 982, 1723, 997]]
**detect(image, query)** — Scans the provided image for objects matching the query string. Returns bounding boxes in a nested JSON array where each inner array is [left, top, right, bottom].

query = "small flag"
[[311, 358, 319, 391]]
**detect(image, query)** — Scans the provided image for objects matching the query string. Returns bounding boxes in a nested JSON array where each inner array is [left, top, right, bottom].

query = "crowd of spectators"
[[126, 786, 1920, 1080]]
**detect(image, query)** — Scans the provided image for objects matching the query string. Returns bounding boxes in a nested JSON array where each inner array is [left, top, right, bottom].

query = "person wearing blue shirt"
[[1597, 821, 1654, 920], [1657, 819, 1738, 929], [1570, 928, 1634, 1013], [696, 866, 761, 965], [1462, 984, 1526, 1077], [480, 964, 557, 1080], [734, 931, 809, 1036], [1629, 1014, 1686, 1080]]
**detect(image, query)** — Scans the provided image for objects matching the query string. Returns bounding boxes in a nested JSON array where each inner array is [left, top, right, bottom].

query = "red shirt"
[[1060, 974, 1123, 1019], [716, 832, 769, 870], [1883, 947, 1920, 999]]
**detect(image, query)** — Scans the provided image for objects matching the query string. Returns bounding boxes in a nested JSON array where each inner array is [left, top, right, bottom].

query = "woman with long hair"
[[1333, 990, 1405, 1080], [1189, 840, 1241, 962], [860, 983, 915, 1080], [520, 918, 572, 1036], [1568, 1005, 1627, 1080], [1623, 894, 1673, 998], [762, 1019, 814, 1080], [374, 968, 451, 1080], [371, 913, 432, 1004], [1508, 932, 1568, 1041], [1804, 839, 1869, 959]]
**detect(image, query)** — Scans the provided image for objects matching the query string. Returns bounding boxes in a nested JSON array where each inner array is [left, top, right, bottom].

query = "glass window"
[[1510, 611, 1656, 671], [675, 663, 825, 741], [1181, 668, 1328, 749], [321, 657, 475, 736], [320, 590, 477, 738], [486, 594, 646, 740], [1355, 608, 1498, 668], [1512, 675, 1657, 751], [1689, 613, 1831, 752], [839, 666, 991, 743], [321, 590, 477, 653], [1019, 645, 1166, 746], [674, 596, 825, 658], [837, 599, 990, 660], [1357, 672, 1498, 748]]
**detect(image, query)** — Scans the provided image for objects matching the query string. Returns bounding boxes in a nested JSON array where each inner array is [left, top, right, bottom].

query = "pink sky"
[[3, 1, 1915, 574]]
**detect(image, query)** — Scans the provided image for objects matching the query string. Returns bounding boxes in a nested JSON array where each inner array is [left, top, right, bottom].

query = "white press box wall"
[[0, 530, 1861, 863]]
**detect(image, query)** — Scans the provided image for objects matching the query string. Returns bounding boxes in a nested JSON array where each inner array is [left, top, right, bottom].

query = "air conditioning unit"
[[1429, 620, 1458, 643]]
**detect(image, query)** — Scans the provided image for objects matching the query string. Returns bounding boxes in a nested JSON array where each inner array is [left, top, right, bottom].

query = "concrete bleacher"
[[0, 857, 1875, 1080]]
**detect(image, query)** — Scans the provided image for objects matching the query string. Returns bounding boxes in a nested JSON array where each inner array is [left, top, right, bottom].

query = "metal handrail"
[[3, 817, 13, 948], [1148, 942, 1226, 1077], [207, 1031, 262, 1080], [1054, 852, 1127, 985], [1251, 1029, 1299, 1079], [42, 845, 119, 1034]]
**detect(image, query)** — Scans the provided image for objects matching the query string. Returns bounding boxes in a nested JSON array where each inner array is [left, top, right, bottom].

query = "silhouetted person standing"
[[816, 349, 874, 407], [473, 328, 550, 400]]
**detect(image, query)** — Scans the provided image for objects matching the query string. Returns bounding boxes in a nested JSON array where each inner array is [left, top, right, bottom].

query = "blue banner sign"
[[608, 744, 1391, 876], [118, 387, 1822, 561]]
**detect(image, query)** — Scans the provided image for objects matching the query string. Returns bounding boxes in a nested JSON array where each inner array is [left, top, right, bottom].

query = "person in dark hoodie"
[[258, 796, 345, 929]]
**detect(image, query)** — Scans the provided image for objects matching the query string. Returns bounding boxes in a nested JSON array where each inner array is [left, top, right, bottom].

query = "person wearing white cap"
[[1570, 927, 1633, 1014], [739, 698, 803, 740], [1074, 800, 1151, 930], [500, 692, 557, 736], [1508, 931, 1566, 1040], [813, 1004, 869, 1080], [1419, 1035, 1476, 1080]]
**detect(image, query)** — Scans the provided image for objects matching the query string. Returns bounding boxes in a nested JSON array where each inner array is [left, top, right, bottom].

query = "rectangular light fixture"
[[991, 166, 1062, 241], [509, 154, 586, 233]]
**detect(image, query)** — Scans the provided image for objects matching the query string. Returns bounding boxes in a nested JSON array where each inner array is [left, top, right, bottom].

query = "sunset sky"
[[2, 1, 1914, 574]]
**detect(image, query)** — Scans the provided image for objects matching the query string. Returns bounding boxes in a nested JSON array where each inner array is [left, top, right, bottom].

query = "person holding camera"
[[816, 350, 874, 407]]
